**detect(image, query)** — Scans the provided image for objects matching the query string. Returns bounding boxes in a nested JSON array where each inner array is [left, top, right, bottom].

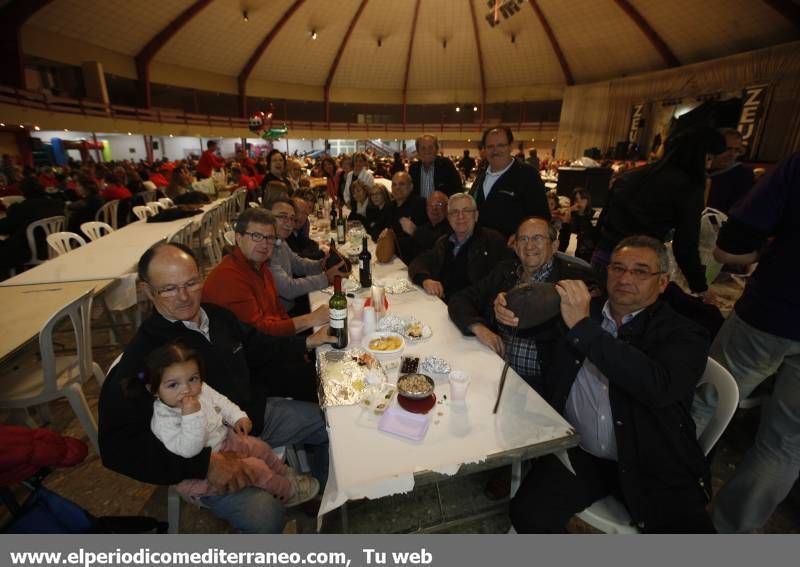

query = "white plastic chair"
[[232, 188, 247, 216], [46, 231, 86, 257], [139, 190, 158, 204], [132, 205, 152, 221], [96, 199, 120, 230], [0, 195, 24, 208], [158, 198, 174, 208], [168, 223, 194, 248], [25, 215, 65, 266], [0, 289, 105, 452], [146, 201, 165, 215], [576, 358, 739, 533], [199, 209, 222, 267], [80, 221, 114, 241]]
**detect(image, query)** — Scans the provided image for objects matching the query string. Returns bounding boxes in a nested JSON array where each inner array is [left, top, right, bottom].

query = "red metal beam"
[[238, 0, 306, 118], [324, 0, 370, 123], [0, 0, 54, 89], [467, 0, 487, 124], [612, 0, 679, 68], [135, 0, 215, 108], [402, 0, 422, 126], [762, 0, 800, 31], [527, 0, 574, 86]]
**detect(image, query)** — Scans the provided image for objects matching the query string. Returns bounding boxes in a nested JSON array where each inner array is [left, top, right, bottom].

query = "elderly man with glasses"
[[509, 235, 714, 533], [449, 217, 597, 390], [99, 242, 334, 534], [265, 196, 346, 313], [409, 192, 509, 302]]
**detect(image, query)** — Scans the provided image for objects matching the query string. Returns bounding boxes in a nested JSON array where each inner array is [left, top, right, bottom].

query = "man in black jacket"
[[448, 217, 596, 390], [409, 193, 509, 303], [98, 242, 334, 533], [471, 127, 550, 238], [509, 235, 713, 533], [409, 135, 462, 198], [406, 191, 451, 261], [386, 171, 427, 263]]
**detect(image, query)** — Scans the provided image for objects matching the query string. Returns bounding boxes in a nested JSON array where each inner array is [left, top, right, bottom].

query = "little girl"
[[145, 340, 317, 506]]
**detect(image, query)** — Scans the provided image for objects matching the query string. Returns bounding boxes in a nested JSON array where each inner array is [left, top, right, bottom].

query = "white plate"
[[363, 331, 405, 356]]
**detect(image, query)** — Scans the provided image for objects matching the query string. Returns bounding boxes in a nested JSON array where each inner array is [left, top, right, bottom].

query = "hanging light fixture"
[[242, 10, 248, 22], [311, 30, 317, 40]]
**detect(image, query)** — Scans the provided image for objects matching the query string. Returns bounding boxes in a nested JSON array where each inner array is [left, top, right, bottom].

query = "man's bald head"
[[138, 242, 203, 324]]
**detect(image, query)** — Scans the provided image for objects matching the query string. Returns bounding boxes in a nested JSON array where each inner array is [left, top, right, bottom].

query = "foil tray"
[[317, 347, 388, 408]]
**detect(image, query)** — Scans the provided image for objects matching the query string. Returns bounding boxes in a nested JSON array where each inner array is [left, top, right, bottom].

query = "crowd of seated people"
[[6, 118, 786, 535]]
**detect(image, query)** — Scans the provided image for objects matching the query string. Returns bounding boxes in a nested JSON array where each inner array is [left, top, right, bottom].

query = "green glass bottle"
[[336, 204, 346, 244], [328, 275, 348, 349]]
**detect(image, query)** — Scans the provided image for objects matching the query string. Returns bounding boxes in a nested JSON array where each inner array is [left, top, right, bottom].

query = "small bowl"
[[396, 373, 435, 399], [363, 331, 405, 356]]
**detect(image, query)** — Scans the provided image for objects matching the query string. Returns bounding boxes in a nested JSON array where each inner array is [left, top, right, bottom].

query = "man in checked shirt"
[[448, 216, 596, 392]]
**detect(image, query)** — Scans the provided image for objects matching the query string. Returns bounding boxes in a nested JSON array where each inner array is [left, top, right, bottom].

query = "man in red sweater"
[[196, 140, 225, 179], [203, 207, 329, 336]]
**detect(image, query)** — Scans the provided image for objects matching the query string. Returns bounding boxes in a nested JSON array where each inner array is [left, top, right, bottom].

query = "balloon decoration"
[[248, 103, 289, 140]]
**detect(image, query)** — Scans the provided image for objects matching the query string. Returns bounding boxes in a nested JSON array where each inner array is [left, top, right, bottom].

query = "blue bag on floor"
[[4, 486, 93, 534]]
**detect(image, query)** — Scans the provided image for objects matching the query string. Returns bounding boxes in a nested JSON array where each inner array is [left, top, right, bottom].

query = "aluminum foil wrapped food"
[[383, 278, 415, 294], [317, 348, 388, 408], [420, 356, 450, 375]]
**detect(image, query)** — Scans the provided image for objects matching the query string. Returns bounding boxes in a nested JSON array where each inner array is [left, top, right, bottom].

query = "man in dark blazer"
[[409, 135, 462, 198], [471, 127, 550, 238]]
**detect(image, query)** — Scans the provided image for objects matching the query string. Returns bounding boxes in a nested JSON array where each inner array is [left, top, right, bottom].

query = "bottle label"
[[359, 259, 364, 270], [330, 308, 347, 329]]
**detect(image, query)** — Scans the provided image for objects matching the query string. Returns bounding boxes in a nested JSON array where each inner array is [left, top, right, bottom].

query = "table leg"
[[340, 502, 349, 533], [510, 458, 522, 498]]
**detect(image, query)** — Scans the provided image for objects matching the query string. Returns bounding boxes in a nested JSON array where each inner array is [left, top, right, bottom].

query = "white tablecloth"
[[310, 254, 576, 517]]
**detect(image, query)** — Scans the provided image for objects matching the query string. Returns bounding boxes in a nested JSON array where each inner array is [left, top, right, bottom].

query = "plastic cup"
[[371, 284, 386, 319], [362, 306, 377, 335], [351, 297, 364, 319], [349, 320, 364, 344], [449, 370, 471, 404]]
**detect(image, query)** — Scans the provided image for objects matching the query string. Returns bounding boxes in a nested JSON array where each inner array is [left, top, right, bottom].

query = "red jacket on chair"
[[0, 425, 88, 485]]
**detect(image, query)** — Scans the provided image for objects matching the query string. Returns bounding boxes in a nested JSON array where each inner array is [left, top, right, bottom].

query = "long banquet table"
[[0, 279, 114, 363], [309, 241, 579, 526], [0, 201, 220, 287]]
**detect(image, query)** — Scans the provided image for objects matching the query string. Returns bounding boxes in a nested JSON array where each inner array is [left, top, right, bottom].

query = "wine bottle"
[[359, 235, 372, 288], [336, 205, 346, 244], [328, 275, 348, 349], [329, 203, 337, 231]]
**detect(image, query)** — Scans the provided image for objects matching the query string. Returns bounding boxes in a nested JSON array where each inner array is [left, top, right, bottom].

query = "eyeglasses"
[[148, 278, 203, 298], [608, 264, 665, 280], [241, 231, 277, 243], [273, 213, 296, 223], [448, 208, 476, 217], [428, 203, 446, 209], [517, 234, 549, 245]]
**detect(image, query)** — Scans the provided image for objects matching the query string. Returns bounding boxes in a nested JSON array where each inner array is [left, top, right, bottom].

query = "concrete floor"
[[2, 316, 798, 534]]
